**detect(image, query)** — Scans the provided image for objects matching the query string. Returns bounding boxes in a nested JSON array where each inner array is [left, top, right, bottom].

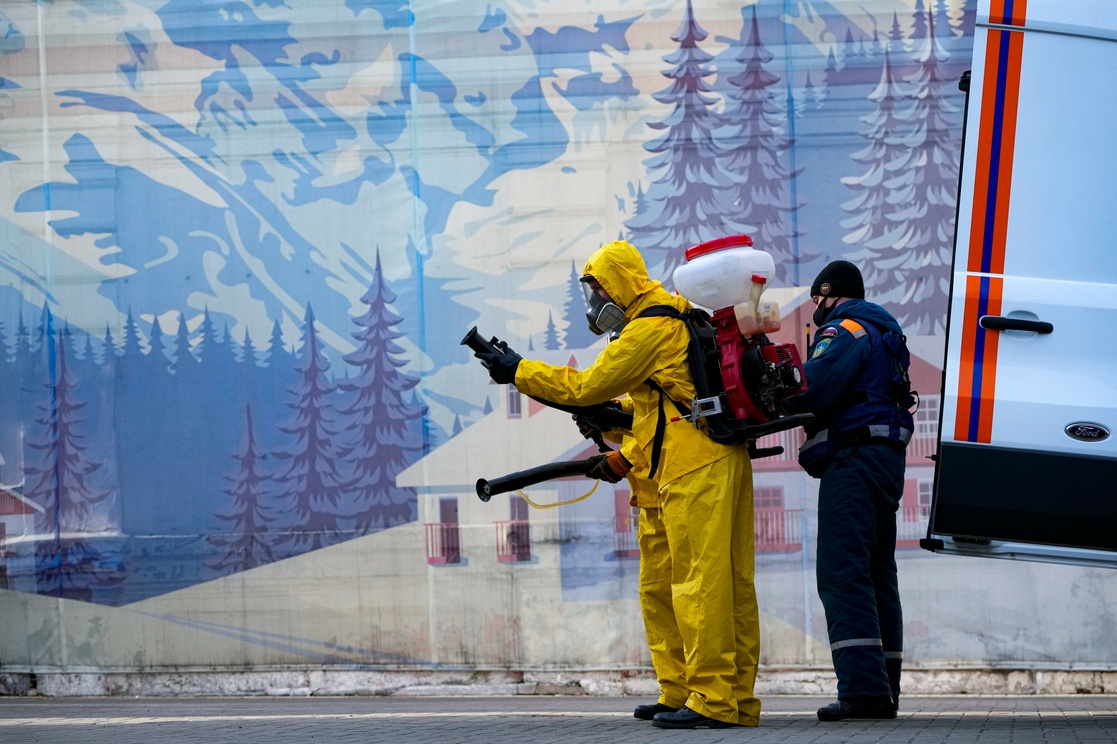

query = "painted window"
[[612, 489, 639, 558], [755, 487, 803, 552], [425, 497, 462, 565], [497, 496, 532, 563]]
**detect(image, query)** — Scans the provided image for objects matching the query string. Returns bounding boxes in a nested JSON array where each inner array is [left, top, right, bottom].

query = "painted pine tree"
[[267, 317, 293, 367], [339, 252, 421, 533], [241, 327, 261, 367], [803, 70, 822, 110], [624, 0, 742, 285], [195, 307, 238, 375], [170, 313, 197, 375], [823, 48, 840, 91], [273, 304, 348, 551], [145, 316, 169, 374], [100, 325, 114, 364], [26, 326, 120, 601], [543, 311, 560, 351], [77, 329, 92, 361], [889, 12, 907, 53], [934, 0, 955, 38], [120, 309, 146, 358], [720, 7, 804, 284], [886, 12, 960, 334], [562, 261, 598, 349], [840, 49, 913, 302], [912, 0, 930, 41], [14, 315, 30, 359], [959, 0, 977, 38], [937, 0, 975, 87], [209, 404, 274, 574]]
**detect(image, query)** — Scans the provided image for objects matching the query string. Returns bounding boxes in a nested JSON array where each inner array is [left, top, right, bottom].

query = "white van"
[[924, 0, 1117, 567]]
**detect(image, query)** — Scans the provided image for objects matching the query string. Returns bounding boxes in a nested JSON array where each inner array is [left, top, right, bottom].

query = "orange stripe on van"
[[990, 0, 1028, 26], [953, 276, 980, 441], [989, 30, 1024, 274], [967, 28, 1024, 275], [990, 0, 1003, 24], [953, 276, 1003, 443], [967, 30, 1001, 274], [976, 279, 1003, 442]]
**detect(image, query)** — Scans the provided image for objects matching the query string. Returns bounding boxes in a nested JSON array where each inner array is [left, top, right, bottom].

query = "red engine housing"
[[709, 308, 808, 424]]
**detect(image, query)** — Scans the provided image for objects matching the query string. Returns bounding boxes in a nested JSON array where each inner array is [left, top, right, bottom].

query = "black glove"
[[573, 413, 603, 441], [586, 450, 632, 483], [573, 401, 631, 440], [477, 340, 522, 385]]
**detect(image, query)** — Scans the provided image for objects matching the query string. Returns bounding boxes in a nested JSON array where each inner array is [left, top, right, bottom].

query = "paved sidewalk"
[[1, 694, 1115, 743]]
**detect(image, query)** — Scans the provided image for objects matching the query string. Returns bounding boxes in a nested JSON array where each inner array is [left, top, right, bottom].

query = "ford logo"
[[1064, 422, 1110, 442]]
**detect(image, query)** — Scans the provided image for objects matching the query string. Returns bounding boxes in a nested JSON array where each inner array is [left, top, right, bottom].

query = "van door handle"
[[979, 315, 1054, 334]]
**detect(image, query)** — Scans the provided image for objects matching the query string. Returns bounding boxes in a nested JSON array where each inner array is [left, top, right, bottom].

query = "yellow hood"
[[582, 240, 686, 320]]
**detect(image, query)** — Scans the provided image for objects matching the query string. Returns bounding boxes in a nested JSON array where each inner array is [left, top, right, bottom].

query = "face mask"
[[813, 297, 836, 328], [581, 277, 625, 336]]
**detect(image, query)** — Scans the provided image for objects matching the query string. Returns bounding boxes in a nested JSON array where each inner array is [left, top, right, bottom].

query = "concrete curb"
[[2, 668, 1116, 697]]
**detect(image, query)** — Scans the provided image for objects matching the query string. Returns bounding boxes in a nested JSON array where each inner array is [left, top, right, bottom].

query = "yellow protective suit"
[[618, 435, 687, 709], [514, 240, 760, 725]]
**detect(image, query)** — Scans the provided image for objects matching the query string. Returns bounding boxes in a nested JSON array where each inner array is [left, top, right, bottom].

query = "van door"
[[924, 0, 1117, 568]]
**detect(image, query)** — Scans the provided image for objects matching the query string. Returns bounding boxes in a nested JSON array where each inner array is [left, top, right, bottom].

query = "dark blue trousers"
[[816, 442, 905, 701]]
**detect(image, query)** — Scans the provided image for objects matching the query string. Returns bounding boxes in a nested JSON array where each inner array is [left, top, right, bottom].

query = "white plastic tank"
[[732, 271, 780, 335], [672, 234, 776, 310]]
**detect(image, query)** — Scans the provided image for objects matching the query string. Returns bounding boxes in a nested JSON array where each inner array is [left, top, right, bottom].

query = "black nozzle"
[[475, 457, 604, 502], [461, 326, 501, 358]]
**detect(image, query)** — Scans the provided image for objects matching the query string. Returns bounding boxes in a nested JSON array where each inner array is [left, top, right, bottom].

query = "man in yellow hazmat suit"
[[475, 240, 761, 729]]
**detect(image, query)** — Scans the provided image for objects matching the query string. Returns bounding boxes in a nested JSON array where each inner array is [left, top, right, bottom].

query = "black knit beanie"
[[810, 260, 865, 299]]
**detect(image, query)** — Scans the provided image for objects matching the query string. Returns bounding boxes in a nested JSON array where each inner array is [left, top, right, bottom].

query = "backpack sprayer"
[[666, 234, 811, 441]]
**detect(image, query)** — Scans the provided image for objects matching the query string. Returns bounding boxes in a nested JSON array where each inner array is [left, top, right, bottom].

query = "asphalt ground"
[[1, 694, 1116, 744]]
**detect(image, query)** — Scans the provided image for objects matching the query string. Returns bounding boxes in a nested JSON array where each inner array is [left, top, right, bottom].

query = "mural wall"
[[1, 0, 1115, 678]]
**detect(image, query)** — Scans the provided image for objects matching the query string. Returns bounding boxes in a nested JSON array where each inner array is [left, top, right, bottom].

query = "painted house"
[[398, 289, 944, 667], [0, 454, 44, 593]]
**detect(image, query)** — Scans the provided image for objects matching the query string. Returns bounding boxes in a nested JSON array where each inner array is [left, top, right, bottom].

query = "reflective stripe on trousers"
[[829, 638, 904, 659]]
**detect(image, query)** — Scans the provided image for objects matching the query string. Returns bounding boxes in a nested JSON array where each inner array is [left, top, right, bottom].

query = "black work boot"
[[817, 697, 897, 721], [633, 702, 679, 720], [652, 706, 735, 729]]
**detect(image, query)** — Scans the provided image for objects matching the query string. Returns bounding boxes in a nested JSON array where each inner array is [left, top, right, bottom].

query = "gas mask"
[[581, 276, 625, 336]]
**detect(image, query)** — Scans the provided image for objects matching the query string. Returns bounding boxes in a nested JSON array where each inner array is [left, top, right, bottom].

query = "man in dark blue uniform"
[[784, 260, 915, 722]]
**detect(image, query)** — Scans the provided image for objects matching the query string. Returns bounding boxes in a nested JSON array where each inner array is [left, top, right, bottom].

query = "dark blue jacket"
[[785, 299, 914, 476]]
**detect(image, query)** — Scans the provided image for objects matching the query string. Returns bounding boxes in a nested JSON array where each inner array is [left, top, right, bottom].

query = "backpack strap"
[[646, 380, 668, 480], [634, 306, 690, 479], [636, 305, 683, 320]]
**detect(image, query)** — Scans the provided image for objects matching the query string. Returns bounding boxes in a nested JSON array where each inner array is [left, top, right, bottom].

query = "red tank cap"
[[685, 234, 754, 262]]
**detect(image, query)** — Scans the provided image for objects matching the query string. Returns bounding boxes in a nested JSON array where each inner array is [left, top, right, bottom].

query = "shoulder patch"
[[811, 338, 833, 358], [818, 327, 839, 339], [839, 319, 867, 339]]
